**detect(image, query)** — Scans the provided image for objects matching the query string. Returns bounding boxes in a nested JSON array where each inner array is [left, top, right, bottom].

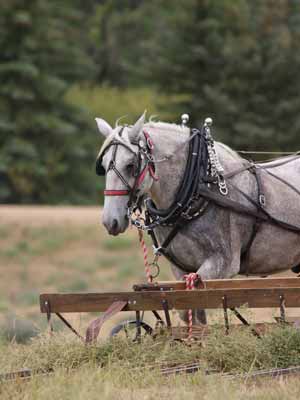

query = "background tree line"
[[1, 0, 300, 204]]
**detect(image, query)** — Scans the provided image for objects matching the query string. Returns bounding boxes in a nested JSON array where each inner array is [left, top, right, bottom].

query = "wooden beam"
[[40, 287, 300, 313], [133, 277, 300, 291]]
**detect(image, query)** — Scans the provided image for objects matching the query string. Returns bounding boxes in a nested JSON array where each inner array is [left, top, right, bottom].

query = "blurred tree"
[[90, 0, 173, 87], [0, 0, 98, 203], [2, 0, 300, 204], [150, 0, 300, 152]]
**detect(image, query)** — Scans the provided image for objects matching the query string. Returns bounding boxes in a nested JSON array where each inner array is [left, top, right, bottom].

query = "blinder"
[[96, 127, 139, 177], [96, 155, 106, 176], [96, 141, 140, 177]]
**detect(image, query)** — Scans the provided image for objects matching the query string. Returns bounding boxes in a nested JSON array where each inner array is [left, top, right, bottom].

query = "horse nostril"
[[112, 219, 118, 232], [103, 216, 122, 236]]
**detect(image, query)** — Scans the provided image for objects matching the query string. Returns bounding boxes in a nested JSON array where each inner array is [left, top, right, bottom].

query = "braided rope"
[[184, 273, 199, 340], [138, 229, 153, 283]]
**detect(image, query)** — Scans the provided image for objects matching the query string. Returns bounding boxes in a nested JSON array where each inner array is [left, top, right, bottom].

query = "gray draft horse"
[[96, 113, 300, 324]]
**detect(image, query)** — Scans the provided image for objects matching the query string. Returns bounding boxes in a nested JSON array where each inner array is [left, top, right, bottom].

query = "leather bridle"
[[96, 127, 158, 209]]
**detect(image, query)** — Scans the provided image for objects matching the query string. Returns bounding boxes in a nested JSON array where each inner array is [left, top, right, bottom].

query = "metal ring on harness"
[[149, 262, 160, 279]]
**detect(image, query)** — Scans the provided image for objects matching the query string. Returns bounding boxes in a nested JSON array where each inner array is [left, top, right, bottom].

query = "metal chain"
[[204, 119, 228, 196]]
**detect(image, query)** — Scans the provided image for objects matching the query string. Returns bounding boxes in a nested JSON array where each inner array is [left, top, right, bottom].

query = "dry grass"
[[3, 325, 300, 374], [2, 327, 300, 399], [1, 206, 300, 399], [3, 364, 300, 400]]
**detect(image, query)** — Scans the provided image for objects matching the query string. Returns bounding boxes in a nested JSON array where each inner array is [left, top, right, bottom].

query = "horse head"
[[95, 112, 155, 235]]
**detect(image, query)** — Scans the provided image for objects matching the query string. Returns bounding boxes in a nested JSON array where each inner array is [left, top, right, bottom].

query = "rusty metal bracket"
[[135, 310, 142, 341], [162, 299, 172, 328], [230, 307, 260, 338], [44, 300, 53, 334], [152, 310, 165, 326], [55, 313, 84, 341], [279, 295, 286, 323], [222, 296, 229, 334]]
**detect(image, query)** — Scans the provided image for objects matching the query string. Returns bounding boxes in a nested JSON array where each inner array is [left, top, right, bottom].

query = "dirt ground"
[[0, 205, 101, 226]]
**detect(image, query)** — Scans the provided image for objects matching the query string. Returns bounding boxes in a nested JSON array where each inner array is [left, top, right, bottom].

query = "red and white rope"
[[138, 229, 153, 283], [184, 273, 199, 340]]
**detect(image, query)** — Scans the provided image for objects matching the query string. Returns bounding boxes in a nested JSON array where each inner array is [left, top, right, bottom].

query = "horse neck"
[[145, 126, 242, 209], [146, 125, 190, 208]]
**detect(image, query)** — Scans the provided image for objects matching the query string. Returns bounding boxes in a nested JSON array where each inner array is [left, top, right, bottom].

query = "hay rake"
[[40, 277, 300, 343]]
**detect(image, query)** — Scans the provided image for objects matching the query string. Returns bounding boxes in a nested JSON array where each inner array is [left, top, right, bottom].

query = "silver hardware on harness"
[[181, 114, 189, 127], [218, 175, 228, 196], [153, 246, 162, 255], [204, 117, 228, 196], [139, 140, 145, 149], [204, 117, 213, 127]]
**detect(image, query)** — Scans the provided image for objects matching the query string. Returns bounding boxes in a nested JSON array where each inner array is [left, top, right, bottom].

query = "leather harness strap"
[[240, 167, 264, 274]]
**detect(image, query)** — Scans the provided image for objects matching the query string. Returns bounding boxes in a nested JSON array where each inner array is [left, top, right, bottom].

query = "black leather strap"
[[240, 167, 264, 274]]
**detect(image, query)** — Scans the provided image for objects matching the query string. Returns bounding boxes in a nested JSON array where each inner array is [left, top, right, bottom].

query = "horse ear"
[[128, 111, 146, 142], [95, 118, 113, 138]]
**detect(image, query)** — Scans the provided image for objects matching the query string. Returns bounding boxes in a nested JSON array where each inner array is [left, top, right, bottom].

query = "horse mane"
[[145, 121, 189, 136], [97, 118, 240, 162]]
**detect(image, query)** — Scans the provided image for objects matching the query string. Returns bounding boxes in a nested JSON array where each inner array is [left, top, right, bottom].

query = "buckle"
[[153, 246, 162, 255]]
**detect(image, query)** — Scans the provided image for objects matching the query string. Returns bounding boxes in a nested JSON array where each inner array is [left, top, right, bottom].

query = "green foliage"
[[66, 85, 178, 126], [90, 1, 173, 87], [0, 0, 97, 204], [151, 0, 300, 152], [2, 0, 300, 204]]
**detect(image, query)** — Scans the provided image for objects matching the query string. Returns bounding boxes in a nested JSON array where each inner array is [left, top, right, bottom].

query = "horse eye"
[[126, 163, 135, 174]]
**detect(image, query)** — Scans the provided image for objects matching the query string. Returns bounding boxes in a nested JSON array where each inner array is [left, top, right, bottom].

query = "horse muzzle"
[[102, 214, 129, 236]]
